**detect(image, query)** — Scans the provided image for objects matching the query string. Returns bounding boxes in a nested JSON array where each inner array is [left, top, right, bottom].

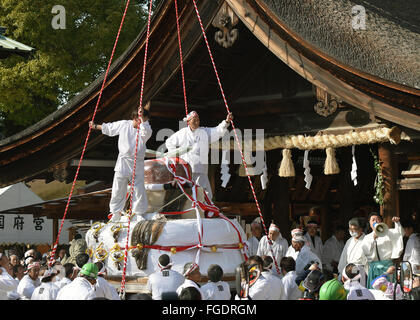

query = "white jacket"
[[102, 120, 152, 176], [147, 269, 185, 300], [165, 121, 229, 174], [261, 271, 284, 300], [31, 282, 60, 300], [245, 236, 260, 257], [0, 267, 19, 300], [304, 233, 324, 260], [321, 235, 345, 271], [95, 276, 120, 300], [403, 233, 420, 274], [257, 235, 288, 269], [338, 234, 367, 275], [201, 281, 231, 300], [56, 277, 97, 300], [17, 274, 40, 300], [56, 277, 72, 289], [281, 271, 301, 300], [176, 279, 204, 300], [295, 245, 322, 276], [362, 222, 404, 262]]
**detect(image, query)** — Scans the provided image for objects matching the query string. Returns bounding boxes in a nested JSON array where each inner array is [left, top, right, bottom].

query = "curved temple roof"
[[0, 0, 419, 187]]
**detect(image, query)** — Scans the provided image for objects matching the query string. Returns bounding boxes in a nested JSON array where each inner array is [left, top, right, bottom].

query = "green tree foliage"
[[0, 0, 160, 138]]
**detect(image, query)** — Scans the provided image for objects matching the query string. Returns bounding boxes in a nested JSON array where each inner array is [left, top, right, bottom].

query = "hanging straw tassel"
[[324, 147, 340, 175], [278, 149, 295, 177]]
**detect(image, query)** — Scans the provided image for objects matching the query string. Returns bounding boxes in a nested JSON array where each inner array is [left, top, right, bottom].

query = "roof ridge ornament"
[[212, 2, 239, 48]]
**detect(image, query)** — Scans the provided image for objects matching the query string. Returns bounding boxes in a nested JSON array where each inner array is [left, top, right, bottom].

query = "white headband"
[[269, 224, 280, 233], [183, 262, 199, 277], [183, 111, 198, 122]]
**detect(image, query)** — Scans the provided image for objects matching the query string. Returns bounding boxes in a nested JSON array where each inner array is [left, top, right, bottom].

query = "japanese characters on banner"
[[0, 214, 72, 244]]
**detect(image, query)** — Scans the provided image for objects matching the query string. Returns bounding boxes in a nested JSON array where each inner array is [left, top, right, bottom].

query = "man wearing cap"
[[17, 262, 40, 300], [147, 254, 185, 300], [321, 225, 346, 273], [338, 217, 368, 287], [257, 222, 288, 272], [90, 108, 152, 222], [94, 261, 120, 300], [0, 253, 19, 300], [245, 217, 263, 257], [292, 233, 322, 277], [56, 263, 98, 300], [361, 212, 403, 288], [165, 111, 233, 199], [304, 220, 324, 260], [318, 278, 347, 300], [31, 268, 60, 300], [176, 262, 204, 300]]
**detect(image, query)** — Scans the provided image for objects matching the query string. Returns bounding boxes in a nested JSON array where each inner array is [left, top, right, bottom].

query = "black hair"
[[74, 233, 82, 240], [344, 263, 359, 280], [131, 108, 150, 120], [248, 255, 263, 269], [179, 287, 202, 300], [261, 255, 274, 270], [63, 263, 75, 278], [280, 256, 296, 273], [34, 251, 42, 262], [207, 264, 224, 282], [75, 253, 90, 268], [126, 293, 153, 300], [158, 254, 170, 267], [367, 212, 382, 222], [401, 219, 415, 230], [161, 292, 179, 300]]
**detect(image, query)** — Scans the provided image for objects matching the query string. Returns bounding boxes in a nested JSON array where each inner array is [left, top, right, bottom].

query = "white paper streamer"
[[303, 150, 313, 189], [260, 151, 268, 190], [351, 145, 358, 186], [220, 149, 231, 188]]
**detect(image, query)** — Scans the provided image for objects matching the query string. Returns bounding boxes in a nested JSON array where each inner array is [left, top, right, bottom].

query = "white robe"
[[245, 236, 260, 257], [321, 235, 345, 271], [17, 274, 40, 300], [165, 120, 229, 198], [0, 267, 18, 300], [295, 245, 322, 276], [261, 270, 284, 300], [403, 233, 420, 274], [147, 269, 185, 300], [281, 271, 301, 300], [361, 222, 404, 262], [102, 120, 152, 215], [31, 282, 60, 300], [304, 232, 324, 261], [176, 279, 204, 300], [95, 276, 120, 300], [56, 277, 97, 300], [201, 281, 231, 300], [257, 235, 288, 271], [285, 245, 299, 260], [56, 277, 72, 289]]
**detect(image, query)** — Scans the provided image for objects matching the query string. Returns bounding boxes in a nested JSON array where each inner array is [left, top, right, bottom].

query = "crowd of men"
[[1, 210, 419, 301], [240, 211, 420, 300]]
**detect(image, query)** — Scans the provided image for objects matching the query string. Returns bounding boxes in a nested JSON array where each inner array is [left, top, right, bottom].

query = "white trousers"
[[109, 171, 148, 215], [192, 172, 213, 200]]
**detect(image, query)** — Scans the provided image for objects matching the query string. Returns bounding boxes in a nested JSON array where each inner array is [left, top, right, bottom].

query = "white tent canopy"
[[0, 183, 72, 245]]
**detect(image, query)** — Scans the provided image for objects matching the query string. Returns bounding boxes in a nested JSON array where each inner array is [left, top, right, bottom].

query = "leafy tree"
[[0, 0, 161, 138]]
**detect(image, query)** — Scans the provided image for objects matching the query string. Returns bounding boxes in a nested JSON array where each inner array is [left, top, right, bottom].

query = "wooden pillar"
[[52, 218, 58, 244], [378, 143, 399, 226]]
